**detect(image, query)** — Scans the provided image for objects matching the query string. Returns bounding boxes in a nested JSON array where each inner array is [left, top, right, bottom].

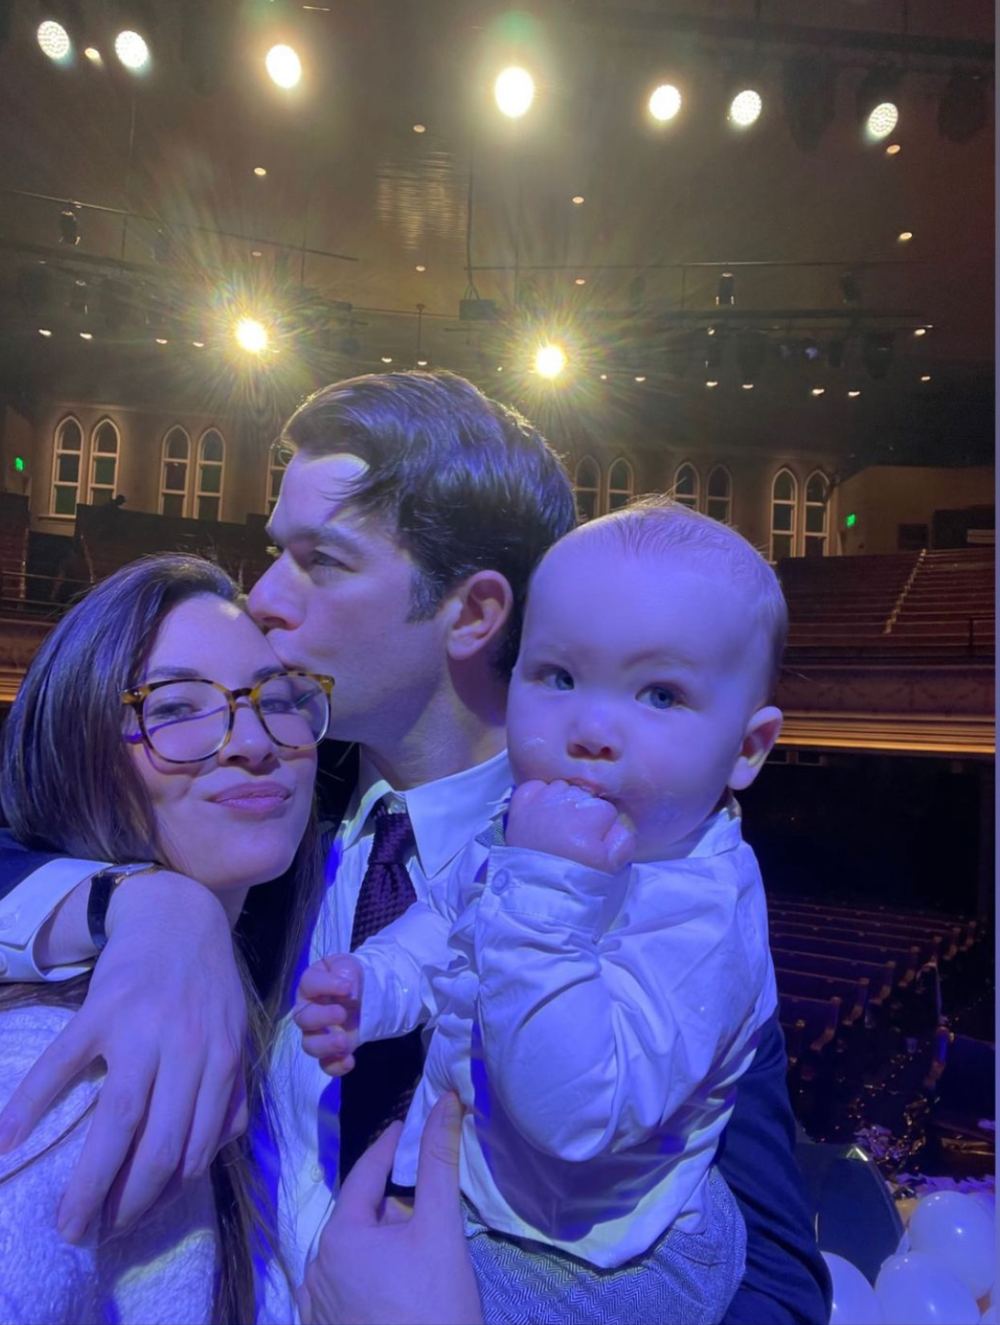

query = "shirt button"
[[492, 869, 511, 894]]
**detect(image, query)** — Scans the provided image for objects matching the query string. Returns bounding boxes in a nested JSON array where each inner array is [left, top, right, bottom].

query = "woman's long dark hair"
[[0, 554, 322, 1324]]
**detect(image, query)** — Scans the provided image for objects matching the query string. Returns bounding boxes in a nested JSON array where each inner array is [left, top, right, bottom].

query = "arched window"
[[266, 443, 293, 516], [574, 456, 601, 522], [160, 426, 191, 517], [804, 471, 829, 558], [51, 416, 83, 516], [770, 468, 799, 561], [673, 462, 699, 511], [606, 457, 635, 513], [706, 465, 732, 525], [89, 419, 120, 505], [196, 428, 225, 521]]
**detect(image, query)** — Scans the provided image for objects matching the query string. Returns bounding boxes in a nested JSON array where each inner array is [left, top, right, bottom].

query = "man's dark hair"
[[282, 370, 578, 676]]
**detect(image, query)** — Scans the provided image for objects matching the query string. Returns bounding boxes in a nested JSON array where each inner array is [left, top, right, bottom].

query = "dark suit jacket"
[[0, 740, 830, 1323]]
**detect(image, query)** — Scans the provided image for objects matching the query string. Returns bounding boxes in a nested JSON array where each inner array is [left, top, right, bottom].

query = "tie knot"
[[369, 801, 416, 866]]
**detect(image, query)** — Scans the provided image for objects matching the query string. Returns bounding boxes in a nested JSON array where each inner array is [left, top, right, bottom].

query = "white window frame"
[[195, 428, 225, 521], [574, 456, 602, 522], [770, 468, 799, 562], [160, 425, 192, 517], [673, 461, 700, 511], [804, 470, 830, 557], [606, 457, 635, 512], [706, 464, 732, 525], [50, 415, 84, 518], [88, 418, 121, 506]]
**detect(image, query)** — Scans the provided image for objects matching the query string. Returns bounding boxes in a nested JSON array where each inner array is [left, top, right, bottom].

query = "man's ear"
[[728, 706, 783, 791], [444, 570, 514, 662]]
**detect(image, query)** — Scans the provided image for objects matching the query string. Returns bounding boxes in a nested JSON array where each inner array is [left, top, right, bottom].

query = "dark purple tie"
[[339, 800, 425, 1182]]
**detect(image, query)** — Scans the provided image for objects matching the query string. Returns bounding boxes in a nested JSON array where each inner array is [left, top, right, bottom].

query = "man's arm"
[[0, 831, 249, 1244], [717, 1014, 832, 1325]]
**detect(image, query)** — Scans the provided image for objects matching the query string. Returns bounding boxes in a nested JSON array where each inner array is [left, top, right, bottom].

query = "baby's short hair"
[[575, 496, 788, 699]]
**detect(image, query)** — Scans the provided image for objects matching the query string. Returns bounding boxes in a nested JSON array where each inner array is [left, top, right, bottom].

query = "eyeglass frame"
[[121, 671, 334, 764]]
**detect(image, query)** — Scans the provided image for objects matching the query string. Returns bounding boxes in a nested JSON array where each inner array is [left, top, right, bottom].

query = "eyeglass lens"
[[140, 675, 327, 761]]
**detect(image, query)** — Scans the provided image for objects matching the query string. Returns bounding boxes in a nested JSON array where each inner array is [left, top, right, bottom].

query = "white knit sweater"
[[0, 1004, 218, 1324]]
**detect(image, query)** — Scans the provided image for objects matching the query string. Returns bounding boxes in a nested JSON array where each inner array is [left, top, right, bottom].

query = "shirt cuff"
[[480, 845, 617, 933], [0, 858, 110, 981]]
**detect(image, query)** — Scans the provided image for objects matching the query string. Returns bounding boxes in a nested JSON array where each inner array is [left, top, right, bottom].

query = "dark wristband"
[[86, 864, 161, 952]]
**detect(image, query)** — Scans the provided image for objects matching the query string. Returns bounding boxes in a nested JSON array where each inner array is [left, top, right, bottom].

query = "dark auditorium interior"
[[0, 0, 994, 1285]]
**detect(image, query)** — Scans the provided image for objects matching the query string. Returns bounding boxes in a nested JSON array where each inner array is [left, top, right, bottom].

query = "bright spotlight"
[[729, 89, 762, 127], [534, 344, 566, 378], [866, 101, 898, 139], [37, 20, 71, 61], [495, 66, 535, 118], [115, 30, 150, 71], [234, 317, 269, 354], [266, 44, 302, 89], [648, 84, 682, 122]]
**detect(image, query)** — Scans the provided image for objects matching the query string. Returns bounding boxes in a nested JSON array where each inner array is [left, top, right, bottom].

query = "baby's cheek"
[[508, 729, 556, 783]]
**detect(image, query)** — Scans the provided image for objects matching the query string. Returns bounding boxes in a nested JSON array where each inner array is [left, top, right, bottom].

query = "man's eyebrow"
[[266, 524, 367, 556]]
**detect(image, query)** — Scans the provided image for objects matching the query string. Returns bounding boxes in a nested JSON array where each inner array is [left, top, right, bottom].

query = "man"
[[0, 371, 829, 1322]]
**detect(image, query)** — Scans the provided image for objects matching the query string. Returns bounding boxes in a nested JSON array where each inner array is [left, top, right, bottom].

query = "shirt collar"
[[656, 794, 743, 861], [342, 748, 512, 879]]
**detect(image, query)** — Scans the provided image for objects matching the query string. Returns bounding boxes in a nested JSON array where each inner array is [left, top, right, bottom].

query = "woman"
[[0, 554, 329, 1324]]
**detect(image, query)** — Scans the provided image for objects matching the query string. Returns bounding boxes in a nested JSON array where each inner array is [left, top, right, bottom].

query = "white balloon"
[[908, 1191, 996, 1299], [875, 1251, 980, 1325], [968, 1190, 996, 1221], [823, 1251, 884, 1324]]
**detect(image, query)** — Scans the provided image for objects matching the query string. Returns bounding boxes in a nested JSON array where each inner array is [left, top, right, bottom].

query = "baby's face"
[[507, 536, 780, 861]]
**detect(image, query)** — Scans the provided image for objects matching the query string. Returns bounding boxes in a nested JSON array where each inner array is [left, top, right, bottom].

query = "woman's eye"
[[639, 684, 677, 711], [540, 667, 574, 691]]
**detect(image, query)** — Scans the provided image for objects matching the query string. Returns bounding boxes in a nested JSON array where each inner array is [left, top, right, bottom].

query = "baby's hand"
[[293, 954, 364, 1077], [506, 780, 636, 875]]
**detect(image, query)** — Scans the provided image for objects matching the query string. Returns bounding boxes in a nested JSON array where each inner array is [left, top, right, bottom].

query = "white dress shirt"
[[355, 798, 778, 1269], [265, 748, 512, 1282]]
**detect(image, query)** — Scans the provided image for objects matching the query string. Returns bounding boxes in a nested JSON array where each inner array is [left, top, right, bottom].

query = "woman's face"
[[126, 595, 317, 902]]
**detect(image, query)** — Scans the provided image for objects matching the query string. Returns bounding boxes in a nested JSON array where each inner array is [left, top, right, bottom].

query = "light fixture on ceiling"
[[810, 387, 825, 396], [857, 66, 901, 141], [83, 46, 102, 63], [253, 166, 268, 177], [634, 374, 647, 383], [37, 20, 71, 61], [234, 317, 269, 354], [79, 331, 93, 340], [648, 83, 682, 122], [535, 343, 566, 378], [705, 380, 718, 388], [728, 87, 763, 128], [415, 264, 426, 272], [571, 195, 585, 205], [848, 389, 861, 398], [885, 142, 901, 156], [381, 355, 393, 364], [38, 327, 53, 337], [412, 123, 426, 133], [920, 374, 932, 382], [115, 29, 150, 71], [495, 66, 535, 118], [574, 277, 586, 286], [897, 230, 913, 243], [266, 43, 302, 89]]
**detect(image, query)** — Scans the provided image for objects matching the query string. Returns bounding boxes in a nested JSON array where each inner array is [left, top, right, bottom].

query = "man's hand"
[[293, 954, 363, 1076], [298, 1093, 483, 1325], [506, 779, 636, 874], [0, 871, 247, 1243]]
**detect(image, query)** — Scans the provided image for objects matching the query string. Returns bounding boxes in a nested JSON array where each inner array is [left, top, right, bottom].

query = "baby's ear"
[[728, 706, 783, 791]]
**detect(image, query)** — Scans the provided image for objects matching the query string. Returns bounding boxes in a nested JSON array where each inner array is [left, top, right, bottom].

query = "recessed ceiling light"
[[913, 327, 927, 336], [920, 374, 931, 382], [848, 389, 861, 398], [707, 327, 716, 336], [416, 357, 428, 366], [496, 365, 504, 372], [251, 249, 263, 258], [253, 166, 268, 177], [381, 355, 393, 364], [706, 380, 718, 388], [599, 373, 608, 380], [741, 382, 754, 390], [574, 277, 586, 285], [634, 374, 646, 383], [811, 386, 825, 396], [413, 123, 426, 133], [571, 195, 585, 205], [192, 340, 205, 348], [885, 143, 901, 156], [38, 328, 52, 337], [83, 47, 102, 63], [79, 331, 93, 340], [155, 337, 168, 345], [897, 230, 913, 243], [415, 264, 426, 272]]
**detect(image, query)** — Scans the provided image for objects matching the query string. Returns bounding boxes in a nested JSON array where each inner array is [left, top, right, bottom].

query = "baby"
[[296, 497, 787, 1323]]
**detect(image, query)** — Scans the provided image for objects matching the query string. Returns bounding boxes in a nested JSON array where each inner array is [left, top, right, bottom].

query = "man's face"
[[507, 536, 774, 860], [248, 452, 453, 749]]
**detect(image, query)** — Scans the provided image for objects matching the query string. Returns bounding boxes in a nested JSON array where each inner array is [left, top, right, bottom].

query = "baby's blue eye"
[[541, 667, 574, 691], [639, 684, 676, 711]]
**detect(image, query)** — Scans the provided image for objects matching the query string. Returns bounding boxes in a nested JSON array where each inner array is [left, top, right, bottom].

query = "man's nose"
[[248, 558, 303, 632]]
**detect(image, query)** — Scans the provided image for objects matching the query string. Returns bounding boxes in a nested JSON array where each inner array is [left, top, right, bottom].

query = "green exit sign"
[[13, 456, 25, 473], [844, 512, 857, 528]]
